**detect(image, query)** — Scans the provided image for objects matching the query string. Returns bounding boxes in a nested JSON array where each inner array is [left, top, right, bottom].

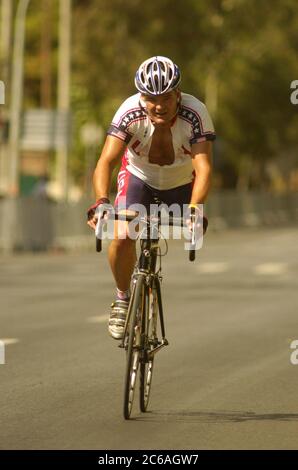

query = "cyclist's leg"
[[108, 171, 153, 339], [108, 216, 136, 338], [108, 236, 136, 294]]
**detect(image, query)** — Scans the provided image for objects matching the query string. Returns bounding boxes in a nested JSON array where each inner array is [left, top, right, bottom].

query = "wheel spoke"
[[140, 283, 158, 412], [123, 277, 145, 420]]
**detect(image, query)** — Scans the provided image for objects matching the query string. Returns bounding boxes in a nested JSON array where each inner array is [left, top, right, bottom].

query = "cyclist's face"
[[141, 90, 180, 126]]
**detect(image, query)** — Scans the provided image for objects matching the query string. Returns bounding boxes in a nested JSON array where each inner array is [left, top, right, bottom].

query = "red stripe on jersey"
[[114, 151, 131, 206], [131, 139, 141, 156]]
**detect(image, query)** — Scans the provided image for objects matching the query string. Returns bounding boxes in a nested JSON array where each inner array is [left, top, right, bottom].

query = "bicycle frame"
[[119, 224, 168, 354]]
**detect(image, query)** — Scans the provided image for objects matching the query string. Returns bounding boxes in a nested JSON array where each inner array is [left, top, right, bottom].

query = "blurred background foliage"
[[7, 0, 298, 192]]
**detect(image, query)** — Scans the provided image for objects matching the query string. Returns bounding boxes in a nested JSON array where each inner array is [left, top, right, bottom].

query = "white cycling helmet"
[[135, 56, 181, 95]]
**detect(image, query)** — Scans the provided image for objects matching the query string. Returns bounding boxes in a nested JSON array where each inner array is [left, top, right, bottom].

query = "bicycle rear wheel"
[[140, 280, 158, 412], [123, 275, 146, 420]]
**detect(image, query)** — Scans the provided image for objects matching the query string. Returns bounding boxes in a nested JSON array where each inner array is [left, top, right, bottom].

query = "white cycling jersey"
[[107, 92, 216, 190]]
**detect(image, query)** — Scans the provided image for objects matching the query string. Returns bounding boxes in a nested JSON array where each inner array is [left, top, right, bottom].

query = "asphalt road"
[[1, 227, 298, 450]]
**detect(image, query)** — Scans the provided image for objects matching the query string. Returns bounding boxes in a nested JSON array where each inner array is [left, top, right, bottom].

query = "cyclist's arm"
[[93, 135, 127, 200], [190, 141, 213, 204]]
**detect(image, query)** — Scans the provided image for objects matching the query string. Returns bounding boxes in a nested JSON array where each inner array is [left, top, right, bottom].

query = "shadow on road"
[[135, 410, 298, 423]]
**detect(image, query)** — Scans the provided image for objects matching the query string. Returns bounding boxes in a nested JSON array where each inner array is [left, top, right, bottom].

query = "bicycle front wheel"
[[123, 275, 146, 420], [140, 281, 158, 413]]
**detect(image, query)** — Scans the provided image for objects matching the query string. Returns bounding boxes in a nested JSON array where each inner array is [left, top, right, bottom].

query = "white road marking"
[[254, 263, 288, 275], [0, 339, 19, 363], [0, 338, 20, 345], [87, 315, 109, 324], [197, 262, 230, 273], [0, 341, 4, 364]]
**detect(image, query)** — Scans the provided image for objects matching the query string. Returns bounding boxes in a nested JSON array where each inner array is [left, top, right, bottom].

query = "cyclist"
[[87, 56, 216, 340]]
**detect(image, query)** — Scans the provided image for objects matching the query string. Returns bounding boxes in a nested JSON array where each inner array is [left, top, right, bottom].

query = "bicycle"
[[96, 208, 205, 419]]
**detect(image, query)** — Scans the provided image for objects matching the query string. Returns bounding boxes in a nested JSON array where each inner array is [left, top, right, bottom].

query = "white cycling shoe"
[[108, 299, 129, 340]]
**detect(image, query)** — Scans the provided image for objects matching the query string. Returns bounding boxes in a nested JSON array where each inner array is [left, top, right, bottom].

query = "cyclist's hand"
[[87, 198, 111, 231]]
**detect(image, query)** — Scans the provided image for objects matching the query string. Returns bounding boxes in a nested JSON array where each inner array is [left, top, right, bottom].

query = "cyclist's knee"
[[113, 218, 139, 241], [111, 237, 136, 251]]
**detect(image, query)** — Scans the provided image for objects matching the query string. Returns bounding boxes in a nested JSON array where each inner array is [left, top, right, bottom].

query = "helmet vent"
[[135, 56, 181, 95]]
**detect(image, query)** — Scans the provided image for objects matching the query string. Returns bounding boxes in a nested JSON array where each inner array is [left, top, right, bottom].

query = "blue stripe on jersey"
[[107, 125, 132, 144]]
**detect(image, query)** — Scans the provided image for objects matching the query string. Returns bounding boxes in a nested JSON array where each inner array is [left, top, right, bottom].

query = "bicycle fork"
[[146, 275, 169, 361]]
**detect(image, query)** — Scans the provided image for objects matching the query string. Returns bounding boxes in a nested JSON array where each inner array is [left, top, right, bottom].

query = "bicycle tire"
[[140, 281, 158, 412], [123, 275, 146, 420]]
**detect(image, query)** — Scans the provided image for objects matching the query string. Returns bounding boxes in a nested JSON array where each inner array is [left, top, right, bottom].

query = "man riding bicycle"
[[87, 56, 216, 340]]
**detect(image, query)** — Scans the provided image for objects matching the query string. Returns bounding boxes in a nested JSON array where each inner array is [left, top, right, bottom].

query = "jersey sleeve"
[[107, 97, 143, 144], [186, 99, 216, 145]]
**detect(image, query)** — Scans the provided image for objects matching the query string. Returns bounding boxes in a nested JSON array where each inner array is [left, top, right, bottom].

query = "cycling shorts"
[[114, 169, 192, 212]]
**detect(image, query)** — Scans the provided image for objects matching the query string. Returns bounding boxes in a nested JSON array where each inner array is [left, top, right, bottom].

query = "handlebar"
[[95, 211, 205, 262]]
